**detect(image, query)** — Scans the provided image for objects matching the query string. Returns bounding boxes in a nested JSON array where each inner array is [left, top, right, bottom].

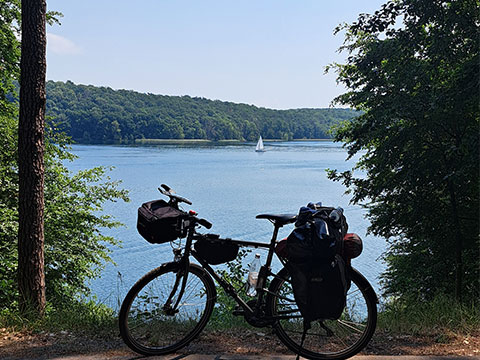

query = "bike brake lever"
[[158, 187, 169, 196]]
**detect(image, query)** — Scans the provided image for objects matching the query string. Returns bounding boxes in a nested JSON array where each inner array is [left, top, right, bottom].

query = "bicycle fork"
[[163, 224, 197, 315], [162, 261, 190, 315]]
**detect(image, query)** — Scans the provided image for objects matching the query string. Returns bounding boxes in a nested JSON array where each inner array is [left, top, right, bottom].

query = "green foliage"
[[0, 1, 60, 112], [378, 294, 480, 335], [43, 80, 358, 144], [328, 0, 479, 302], [0, 113, 19, 309], [208, 249, 250, 328], [0, 0, 128, 315], [0, 297, 117, 335], [44, 141, 129, 306], [0, 112, 129, 310], [0, 0, 20, 313], [0, 0, 20, 116]]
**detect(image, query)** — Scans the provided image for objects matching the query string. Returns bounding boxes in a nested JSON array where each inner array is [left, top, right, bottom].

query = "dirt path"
[[1, 328, 479, 359]]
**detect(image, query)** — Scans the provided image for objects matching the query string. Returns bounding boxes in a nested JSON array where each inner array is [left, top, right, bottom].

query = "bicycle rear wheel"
[[119, 262, 216, 356], [267, 266, 377, 360]]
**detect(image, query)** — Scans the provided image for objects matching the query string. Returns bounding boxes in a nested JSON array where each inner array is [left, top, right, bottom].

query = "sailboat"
[[255, 136, 266, 152]]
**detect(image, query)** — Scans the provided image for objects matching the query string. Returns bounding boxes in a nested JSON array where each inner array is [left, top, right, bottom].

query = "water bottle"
[[246, 253, 261, 297], [329, 207, 344, 222]]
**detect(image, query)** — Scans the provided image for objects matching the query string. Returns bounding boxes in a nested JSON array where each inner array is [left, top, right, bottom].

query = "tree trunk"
[[17, 0, 47, 316]]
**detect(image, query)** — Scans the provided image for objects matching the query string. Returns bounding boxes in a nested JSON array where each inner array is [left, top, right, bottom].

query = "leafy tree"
[[0, 113, 18, 309], [328, 0, 479, 302], [0, 115, 129, 312], [0, 1, 21, 308], [43, 132, 129, 306], [0, 0, 20, 117], [0, 0, 128, 315]]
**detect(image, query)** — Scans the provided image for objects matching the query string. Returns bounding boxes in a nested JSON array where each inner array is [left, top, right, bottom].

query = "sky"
[[45, 0, 386, 110]]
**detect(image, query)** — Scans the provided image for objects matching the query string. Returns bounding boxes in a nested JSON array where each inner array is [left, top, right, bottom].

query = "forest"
[[44, 80, 357, 143]]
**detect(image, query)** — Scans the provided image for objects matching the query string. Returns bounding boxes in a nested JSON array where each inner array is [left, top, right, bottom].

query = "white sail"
[[255, 136, 265, 152]]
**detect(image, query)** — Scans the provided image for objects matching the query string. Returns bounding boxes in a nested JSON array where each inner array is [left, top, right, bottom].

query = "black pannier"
[[137, 199, 187, 244], [194, 234, 239, 265], [288, 254, 349, 321], [286, 205, 351, 324]]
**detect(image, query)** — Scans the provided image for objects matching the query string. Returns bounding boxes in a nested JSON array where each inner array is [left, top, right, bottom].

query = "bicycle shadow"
[[124, 354, 296, 360]]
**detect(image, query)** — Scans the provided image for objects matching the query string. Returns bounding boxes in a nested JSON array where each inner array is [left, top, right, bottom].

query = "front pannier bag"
[[194, 234, 239, 265], [137, 199, 187, 244]]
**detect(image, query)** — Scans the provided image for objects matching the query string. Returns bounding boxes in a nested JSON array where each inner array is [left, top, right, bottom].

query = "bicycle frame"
[[120, 188, 378, 359], [169, 217, 292, 324]]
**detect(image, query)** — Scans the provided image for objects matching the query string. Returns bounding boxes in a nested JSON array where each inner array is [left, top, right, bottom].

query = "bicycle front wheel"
[[267, 266, 377, 360], [119, 262, 216, 356]]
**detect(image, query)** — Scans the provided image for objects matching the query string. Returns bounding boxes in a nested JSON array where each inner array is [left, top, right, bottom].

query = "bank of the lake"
[[134, 138, 333, 145], [135, 138, 243, 145]]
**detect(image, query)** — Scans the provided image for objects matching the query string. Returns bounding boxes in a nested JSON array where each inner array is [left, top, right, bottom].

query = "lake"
[[67, 141, 386, 307]]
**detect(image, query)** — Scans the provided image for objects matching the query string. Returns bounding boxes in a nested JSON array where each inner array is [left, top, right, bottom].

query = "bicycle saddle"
[[256, 213, 297, 226]]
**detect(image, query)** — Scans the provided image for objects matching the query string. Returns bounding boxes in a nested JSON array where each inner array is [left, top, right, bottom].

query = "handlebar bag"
[[194, 234, 239, 265], [137, 199, 187, 244]]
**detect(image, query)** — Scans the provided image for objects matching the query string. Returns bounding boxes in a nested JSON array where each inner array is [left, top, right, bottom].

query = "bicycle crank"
[[234, 300, 276, 327]]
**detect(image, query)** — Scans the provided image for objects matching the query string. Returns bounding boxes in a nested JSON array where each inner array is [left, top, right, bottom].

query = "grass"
[[0, 299, 117, 336], [377, 294, 480, 336], [207, 306, 253, 330], [2, 292, 477, 343]]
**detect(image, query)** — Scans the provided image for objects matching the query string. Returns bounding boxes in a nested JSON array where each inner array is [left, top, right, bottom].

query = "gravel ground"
[[0, 328, 479, 360]]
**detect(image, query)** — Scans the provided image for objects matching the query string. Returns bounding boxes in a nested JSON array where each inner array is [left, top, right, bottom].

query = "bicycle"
[[119, 185, 378, 360]]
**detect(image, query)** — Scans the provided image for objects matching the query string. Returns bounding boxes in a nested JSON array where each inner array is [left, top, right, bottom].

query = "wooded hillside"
[[45, 81, 357, 143]]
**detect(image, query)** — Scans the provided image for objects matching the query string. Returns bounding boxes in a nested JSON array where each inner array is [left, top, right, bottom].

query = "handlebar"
[[158, 184, 192, 205], [195, 217, 212, 229], [158, 184, 211, 229]]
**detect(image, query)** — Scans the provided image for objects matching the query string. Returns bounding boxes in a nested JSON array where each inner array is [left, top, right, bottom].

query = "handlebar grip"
[[161, 184, 172, 193], [197, 218, 212, 229], [181, 197, 193, 205]]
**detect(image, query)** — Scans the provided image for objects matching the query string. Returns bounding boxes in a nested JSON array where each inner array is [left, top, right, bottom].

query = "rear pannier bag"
[[286, 205, 351, 323], [275, 238, 288, 259], [194, 234, 239, 265], [137, 199, 187, 244], [287, 254, 350, 321]]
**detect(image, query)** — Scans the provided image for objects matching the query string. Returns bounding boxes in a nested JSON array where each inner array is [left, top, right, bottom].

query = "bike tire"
[[266, 266, 377, 360], [119, 262, 216, 356]]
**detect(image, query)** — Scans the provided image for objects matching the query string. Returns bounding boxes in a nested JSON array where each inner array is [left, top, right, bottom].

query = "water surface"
[[67, 141, 386, 307]]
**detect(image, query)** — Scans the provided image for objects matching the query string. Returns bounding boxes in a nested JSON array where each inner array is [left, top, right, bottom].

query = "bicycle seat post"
[[265, 222, 281, 267]]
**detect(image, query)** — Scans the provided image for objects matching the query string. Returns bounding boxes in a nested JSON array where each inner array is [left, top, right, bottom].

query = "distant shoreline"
[[134, 138, 332, 145]]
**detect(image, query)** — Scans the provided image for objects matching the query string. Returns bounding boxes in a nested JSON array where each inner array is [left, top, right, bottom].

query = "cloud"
[[47, 33, 82, 55]]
